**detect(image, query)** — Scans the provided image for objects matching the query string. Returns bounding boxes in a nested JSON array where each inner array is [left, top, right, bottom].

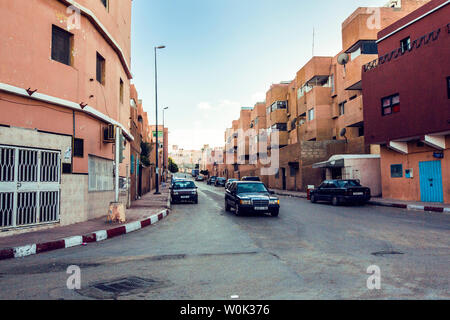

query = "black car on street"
[[214, 177, 227, 187], [207, 176, 217, 185], [310, 179, 371, 206], [225, 181, 280, 217], [170, 180, 198, 204]]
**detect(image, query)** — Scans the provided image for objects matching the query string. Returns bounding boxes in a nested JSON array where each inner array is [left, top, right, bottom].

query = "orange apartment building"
[[0, 0, 134, 234], [222, 0, 431, 193]]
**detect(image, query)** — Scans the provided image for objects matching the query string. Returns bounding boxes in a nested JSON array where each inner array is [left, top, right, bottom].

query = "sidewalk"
[[272, 189, 450, 214], [0, 186, 171, 261]]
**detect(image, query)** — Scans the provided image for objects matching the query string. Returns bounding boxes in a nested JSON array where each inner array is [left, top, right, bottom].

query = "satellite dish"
[[340, 128, 348, 143], [337, 53, 349, 65]]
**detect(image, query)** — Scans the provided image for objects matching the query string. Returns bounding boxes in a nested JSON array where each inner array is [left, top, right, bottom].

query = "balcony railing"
[[364, 26, 444, 72]]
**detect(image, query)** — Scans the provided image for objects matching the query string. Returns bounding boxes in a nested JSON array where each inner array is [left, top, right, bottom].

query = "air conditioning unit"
[[103, 124, 116, 143]]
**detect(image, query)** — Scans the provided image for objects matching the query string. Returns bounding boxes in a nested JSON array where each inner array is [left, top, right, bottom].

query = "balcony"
[[304, 86, 332, 109], [268, 108, 288, 126], [343, 53, 378, 90], [343, 95, 364, 128]]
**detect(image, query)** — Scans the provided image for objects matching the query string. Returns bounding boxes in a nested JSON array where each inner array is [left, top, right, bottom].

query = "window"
[[330, 74, 335, 94], [51, 25, 73, 66], [390, 164, 403, 178], [62, 163, 72, 174], [351, 47, 361, 61], [308, 108, 314, 121], [400, 37, 411, 53], [88, 156, 114, 191], [100, 0, 108, 9], [447, 76, 450, 99], [339, 101, 346, 116], [119, 78, 124, 103], [358, 125, 364, 137], [96, 52, 105, 85], [73, 138, 84, 157], [275, 169, 279, 179], [270, 101, 288, 113], [382, 94, 400, 116], [271, 123, 287, 131], [290, 166, 296, 177]]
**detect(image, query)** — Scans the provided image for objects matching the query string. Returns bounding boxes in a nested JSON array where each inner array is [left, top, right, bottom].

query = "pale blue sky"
[[131, 0, 386, 150]]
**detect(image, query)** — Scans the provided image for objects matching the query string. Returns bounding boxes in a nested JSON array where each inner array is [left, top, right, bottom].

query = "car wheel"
[[270, 209, 279, 217], [225, 199, 230, 212], [332, 196, 340, 206], [194, 198, 198, 204], [310, 194, 317, 203]]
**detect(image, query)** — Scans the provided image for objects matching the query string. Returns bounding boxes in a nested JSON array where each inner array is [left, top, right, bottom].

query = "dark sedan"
[[170, 180, 198, 204], [207, 176, 217, 185], [214, 177, 227, 187], [310, 179, 371, 206], [225, 181, 280, 217]]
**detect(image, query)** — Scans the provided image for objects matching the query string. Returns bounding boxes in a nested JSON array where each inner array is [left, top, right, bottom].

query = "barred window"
[[88, 156, 114, 191]]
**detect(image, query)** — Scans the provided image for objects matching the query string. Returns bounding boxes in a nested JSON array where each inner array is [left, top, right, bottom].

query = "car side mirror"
[[269, 190, 275, 195]]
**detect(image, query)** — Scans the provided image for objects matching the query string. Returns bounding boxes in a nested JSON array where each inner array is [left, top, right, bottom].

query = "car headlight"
[[240, 199, 252, 205], [269, 199, 279, 205]]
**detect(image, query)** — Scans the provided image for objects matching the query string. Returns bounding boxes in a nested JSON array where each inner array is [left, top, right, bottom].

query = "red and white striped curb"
[[368, 201, 450, 214], [0, 209, 170, 261]]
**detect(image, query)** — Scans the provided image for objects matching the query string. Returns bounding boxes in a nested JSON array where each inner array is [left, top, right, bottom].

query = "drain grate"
[[93, 277, 157, 294], [371, 250, 404, 256]]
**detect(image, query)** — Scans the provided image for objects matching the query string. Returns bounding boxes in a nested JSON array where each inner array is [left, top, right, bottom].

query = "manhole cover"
[[93, 277, 156, 294], [77, 276, 166, 299], [371, 250, 404, 256]]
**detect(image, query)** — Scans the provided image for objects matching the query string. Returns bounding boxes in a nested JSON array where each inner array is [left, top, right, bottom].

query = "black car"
[[170, 180, 198, 204], [207, 176, 217, 185], [225, 178, 239, 190], [214, 177, 226, 187], [310, 179, 371, 206], [225, 181, 280, 217], [241, 176, 261, 182]]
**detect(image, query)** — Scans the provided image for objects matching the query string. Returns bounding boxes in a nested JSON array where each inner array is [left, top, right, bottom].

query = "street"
[[0, 176, 448, 300]]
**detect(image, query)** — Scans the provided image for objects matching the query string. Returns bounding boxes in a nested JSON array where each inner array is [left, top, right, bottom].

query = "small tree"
[[140, 141, 152, 167], [168, 157, 179, 173]]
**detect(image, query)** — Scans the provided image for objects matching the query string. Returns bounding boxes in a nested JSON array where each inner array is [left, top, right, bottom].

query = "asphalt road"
[[0, 176, 449, 299]]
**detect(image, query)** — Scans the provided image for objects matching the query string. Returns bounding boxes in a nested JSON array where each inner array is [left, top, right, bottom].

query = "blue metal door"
[[419, 160, 443, 203]]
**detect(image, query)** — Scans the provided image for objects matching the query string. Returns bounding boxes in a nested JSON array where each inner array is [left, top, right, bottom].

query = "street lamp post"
[[163, 107, 168, 182], [154, 45, 165, 195]]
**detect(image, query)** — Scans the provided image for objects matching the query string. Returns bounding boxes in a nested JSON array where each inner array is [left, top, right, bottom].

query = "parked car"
[[310, 179, 371, 206], [195, 175, 205, 181], [170, 180, 198, 204], [214, 177, 227, 187], [225, 178, 239, 190], [171, 177, 186, 187], [241, 176, 261, 182], [207, 176, 217, 185], [225, 181, 280, 217]]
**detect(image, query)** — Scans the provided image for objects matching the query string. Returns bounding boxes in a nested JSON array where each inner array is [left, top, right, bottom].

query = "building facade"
[[362, 0, 449, 203]]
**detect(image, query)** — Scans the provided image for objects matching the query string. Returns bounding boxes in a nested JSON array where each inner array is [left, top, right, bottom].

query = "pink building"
[[0, 0, 133, 234]]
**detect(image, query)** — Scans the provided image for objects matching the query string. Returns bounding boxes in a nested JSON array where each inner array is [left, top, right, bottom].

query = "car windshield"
[[237, 183, 268, 193], [173, 181, 196, 189], [335, 180, 361, 188], [217, 178, 226, 181]]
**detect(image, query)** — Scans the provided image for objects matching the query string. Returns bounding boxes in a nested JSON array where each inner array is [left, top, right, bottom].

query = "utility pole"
[[154, 45, 165, 194]]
